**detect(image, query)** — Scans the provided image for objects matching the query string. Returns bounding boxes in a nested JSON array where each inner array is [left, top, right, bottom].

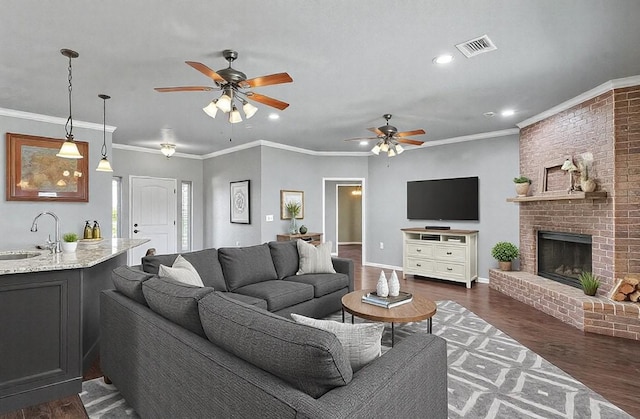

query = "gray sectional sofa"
[[100, 240, 448, 418]]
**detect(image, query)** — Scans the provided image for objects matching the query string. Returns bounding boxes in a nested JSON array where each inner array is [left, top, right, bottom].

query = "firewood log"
[[619, 283, 636, 295], [612, 292, 628, 301], [622, 275, 639, 286], [629, 290, 640, 303]]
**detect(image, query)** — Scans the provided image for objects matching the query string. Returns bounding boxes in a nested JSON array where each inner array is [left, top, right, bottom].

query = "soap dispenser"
[[84, 220, 93, 239], [92, 220, 101, 239]]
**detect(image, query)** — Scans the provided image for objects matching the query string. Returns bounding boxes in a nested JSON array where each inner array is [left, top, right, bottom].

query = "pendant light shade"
[[241, 99, 258, 119], [160, 143, 176, 158], [216, 90, 233, 113], [203, 100, 219, 118], [96, 94, 113, 172], [57, 49, 83, 159], [229, 105, 242, 123]]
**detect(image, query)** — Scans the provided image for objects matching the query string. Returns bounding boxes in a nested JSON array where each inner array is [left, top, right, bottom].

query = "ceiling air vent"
[[456, 35, 497, 58]]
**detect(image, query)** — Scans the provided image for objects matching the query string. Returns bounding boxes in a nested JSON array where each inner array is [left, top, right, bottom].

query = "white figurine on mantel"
[[388, 270, 400, 297], [376, 271, 389, 297]]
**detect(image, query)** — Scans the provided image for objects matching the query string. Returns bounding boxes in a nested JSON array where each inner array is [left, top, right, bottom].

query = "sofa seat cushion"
[[142, 277, 214, 337], [218, 244, 278, 291], [234, 280, 314, 312], [268, 240, 299, 279], [142, 249, 227, 291], [111, 265, 155, 305], [284, 273, 349, 298], [222, 292, 268, 310], [198, 292, 352, 398]]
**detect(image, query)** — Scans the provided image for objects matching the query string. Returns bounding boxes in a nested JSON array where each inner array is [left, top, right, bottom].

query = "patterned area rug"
[[80, 300, 631, 418]]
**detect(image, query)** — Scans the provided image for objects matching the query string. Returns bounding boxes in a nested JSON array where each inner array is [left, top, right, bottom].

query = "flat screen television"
[[407, 177, 479, 221]]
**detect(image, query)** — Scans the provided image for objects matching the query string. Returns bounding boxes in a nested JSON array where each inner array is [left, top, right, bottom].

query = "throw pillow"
[[158, 254, 204, 287], [290, 313, 384, 371], [297, 239, 336, 275]]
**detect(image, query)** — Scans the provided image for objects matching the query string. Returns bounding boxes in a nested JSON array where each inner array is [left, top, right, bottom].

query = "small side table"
[[276, 232, 323, 246]]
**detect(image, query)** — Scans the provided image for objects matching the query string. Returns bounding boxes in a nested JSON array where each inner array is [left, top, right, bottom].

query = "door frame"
[[322, 177, 366, 265], [128, 175, 178, 264]]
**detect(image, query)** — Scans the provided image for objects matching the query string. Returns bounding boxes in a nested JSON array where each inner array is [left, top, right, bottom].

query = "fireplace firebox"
[[537, 231, 592, 288]]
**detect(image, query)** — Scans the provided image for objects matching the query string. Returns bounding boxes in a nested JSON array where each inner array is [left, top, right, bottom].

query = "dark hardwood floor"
[[4, 244, 638, 418]]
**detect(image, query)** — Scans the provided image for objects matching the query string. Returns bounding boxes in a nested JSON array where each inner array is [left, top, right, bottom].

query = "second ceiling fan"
[[155, 49, 293, 123], [346, 114, 426, 157]]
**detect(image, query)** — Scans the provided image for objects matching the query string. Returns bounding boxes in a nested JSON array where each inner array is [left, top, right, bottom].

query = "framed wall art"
[[6, 132, 89, 202], [280, 190, 304, 219], [230, 180, 250, 224]]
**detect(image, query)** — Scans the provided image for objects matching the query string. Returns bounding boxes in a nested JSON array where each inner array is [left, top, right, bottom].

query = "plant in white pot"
[[61, 232, 79, 253], [513, 175, 531, 197], [285, 201, 301, 234], [491, 241, 519, 271]]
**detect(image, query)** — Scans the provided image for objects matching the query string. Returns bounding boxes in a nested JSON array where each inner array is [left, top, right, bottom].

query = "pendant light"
[[96, 94, 113, 172], [57, 49, 83, 159]]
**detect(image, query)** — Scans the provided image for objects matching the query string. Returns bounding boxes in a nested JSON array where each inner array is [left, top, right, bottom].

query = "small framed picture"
[[280, 190, 304, 219], [230, 180, 250, 224]]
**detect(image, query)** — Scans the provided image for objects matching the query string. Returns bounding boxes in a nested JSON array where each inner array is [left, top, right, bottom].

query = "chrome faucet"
[[30, 212, 61, 253]]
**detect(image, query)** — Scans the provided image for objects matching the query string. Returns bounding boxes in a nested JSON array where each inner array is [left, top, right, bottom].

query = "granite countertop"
[[0, 238, 149, 275]]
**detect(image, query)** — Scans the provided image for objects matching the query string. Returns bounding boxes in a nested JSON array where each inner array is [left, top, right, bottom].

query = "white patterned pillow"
[[290, 314, 384, 371], [158, 254, 204, 287], [296, 239, 336, 274]]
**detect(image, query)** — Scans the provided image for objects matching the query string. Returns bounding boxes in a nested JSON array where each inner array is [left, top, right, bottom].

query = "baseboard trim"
[[363, 261, 403, 271]]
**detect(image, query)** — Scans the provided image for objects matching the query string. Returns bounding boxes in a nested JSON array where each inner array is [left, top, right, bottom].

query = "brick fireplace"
[[490, 82, 640, 340]]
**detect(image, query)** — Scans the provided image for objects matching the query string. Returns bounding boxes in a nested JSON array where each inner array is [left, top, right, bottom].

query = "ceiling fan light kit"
[[57, 48, 83, 159], [156, 49, 292, 125]]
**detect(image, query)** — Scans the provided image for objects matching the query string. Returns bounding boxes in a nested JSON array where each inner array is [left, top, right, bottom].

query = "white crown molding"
[[112, 143, 203, 160], [517, 75, 640, 129], [0, 107, 116, 132], [414, 128, 520, 150], [202, 139, 372, 159]]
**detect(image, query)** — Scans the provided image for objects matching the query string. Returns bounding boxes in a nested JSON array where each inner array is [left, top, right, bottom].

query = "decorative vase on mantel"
[[581, 178, 596, 193], [289, 217, 298, 234]]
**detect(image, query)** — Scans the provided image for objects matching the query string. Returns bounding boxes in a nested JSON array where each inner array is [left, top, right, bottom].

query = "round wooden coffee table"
[[341, 289, 437, 347]]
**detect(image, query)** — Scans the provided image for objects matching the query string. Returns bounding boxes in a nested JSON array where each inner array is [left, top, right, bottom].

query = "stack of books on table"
[[361, 291, 413, 309]]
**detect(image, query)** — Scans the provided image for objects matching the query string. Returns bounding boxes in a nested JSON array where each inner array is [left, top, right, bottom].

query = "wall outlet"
[[265, 214, 274, 222], [235, 241, 240, 246], [379, 242, 384, 250]]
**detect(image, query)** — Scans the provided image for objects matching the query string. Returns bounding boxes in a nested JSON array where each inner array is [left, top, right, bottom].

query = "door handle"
[[134, 229, 140, 234]]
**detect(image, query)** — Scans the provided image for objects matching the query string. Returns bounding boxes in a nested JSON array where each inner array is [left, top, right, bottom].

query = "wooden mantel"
[[507, 191, 607, 203]]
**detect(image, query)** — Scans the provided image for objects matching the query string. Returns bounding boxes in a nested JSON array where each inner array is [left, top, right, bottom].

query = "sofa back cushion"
[[218, 244, 278, 291], [198, 292, 352, 398], [142, 277, 214, 336], [111, 265, 154, 305], [268, 240, 299, 279], [142, 249, 227, 291]]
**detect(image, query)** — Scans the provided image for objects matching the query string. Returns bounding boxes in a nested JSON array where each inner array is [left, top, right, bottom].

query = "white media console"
[[402, 228, 478, 288]]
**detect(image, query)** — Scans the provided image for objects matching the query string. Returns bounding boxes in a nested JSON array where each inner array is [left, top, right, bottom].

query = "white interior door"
[[129, 176, 177, 265]]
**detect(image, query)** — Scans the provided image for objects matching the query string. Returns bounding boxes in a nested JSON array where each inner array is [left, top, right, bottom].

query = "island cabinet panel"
[[0, 270, 81, 414]]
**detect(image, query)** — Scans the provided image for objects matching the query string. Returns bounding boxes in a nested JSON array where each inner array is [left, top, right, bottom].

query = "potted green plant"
[[491, 241, 519, 271], [61, 232, 79, 253], [513, 175, 531, 197], [285, 201, 301, 234], [579, 271, 600, 296]]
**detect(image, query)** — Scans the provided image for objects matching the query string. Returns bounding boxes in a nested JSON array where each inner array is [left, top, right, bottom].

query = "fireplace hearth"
[[537, 231, 592, 289]]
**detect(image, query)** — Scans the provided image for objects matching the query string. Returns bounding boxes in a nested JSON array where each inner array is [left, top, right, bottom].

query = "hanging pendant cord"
[[101, 98, 107, 157], [65, 55, 74, 139]]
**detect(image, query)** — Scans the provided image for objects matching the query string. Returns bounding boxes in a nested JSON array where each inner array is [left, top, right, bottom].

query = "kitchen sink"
[[0, 252, 41, 261]]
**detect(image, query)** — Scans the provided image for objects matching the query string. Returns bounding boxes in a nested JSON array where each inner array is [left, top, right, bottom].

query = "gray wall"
[[203, 147, 262, 248], [1, 114, 112, 251], [112, 147, 204, 251], [202, 145, 368, 248], [365, 135, 520, 279]]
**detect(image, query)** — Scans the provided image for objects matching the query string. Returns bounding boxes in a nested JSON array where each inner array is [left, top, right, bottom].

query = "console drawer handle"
[[416, 248, 421, 252], [446, 251, 452, 255], [416, 263, 421, 267], [447, 267, 453, 271]]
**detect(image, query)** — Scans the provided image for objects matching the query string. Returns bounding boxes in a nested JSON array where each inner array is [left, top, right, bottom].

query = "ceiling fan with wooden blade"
[[154, 49, 293, 122], [345, 114, 426, 156]]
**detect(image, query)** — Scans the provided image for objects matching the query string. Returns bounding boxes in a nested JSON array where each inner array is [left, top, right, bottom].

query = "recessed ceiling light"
[[433, 54, 453, 64], [501, 109, 515, 117], [359, 140, 369, 146], [483, 111, 496, 118], [268, 113, 280, 120]]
